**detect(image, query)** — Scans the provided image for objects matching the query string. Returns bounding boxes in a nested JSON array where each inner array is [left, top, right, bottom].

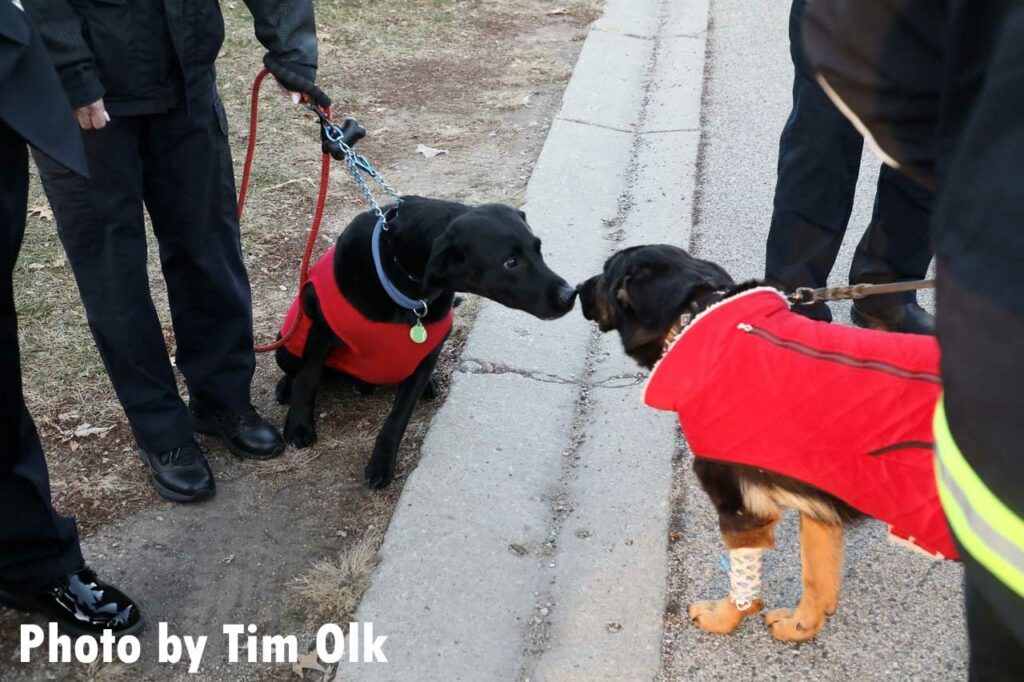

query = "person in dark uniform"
[[803, 1, 1024, 677], [764, 0, 934, 334], [0, 0, 141, 636], [22, 0, 325, 502]]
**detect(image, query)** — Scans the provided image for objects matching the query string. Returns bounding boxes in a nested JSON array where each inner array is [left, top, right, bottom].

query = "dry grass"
[[293, 531, 384, 625]]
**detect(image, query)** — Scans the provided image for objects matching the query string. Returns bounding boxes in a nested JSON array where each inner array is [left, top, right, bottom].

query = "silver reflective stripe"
[[938, 459, 1024, 573]]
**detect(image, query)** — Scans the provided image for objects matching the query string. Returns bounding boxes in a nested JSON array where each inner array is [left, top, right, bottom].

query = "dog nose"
[[557, 284, 577, 309]]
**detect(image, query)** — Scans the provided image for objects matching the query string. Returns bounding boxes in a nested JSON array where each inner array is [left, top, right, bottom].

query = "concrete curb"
[[341, 1, 709, 679]]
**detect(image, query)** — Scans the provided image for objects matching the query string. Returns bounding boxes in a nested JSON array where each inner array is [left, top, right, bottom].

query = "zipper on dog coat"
[[645, 288, 957, 559], [280, 247, 453, 385]]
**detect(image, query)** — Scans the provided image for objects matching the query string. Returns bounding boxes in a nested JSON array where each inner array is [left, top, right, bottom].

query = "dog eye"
[[503, 256, 518, 269]]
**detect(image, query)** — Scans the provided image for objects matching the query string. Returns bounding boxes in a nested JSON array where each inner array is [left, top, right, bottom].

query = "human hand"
[[75, 99, 110, 130], [278, 84, 303, 105], [263, 56, 331, 109]]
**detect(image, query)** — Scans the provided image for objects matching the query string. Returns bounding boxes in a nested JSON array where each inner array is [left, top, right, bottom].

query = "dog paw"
[[688, 597, 762, 634], [364, 456, 395, 490], [275, 376, 292, 405], [283, 415, 317, 448], [764, 607, 824, 642], [421, 375, 440, 400]]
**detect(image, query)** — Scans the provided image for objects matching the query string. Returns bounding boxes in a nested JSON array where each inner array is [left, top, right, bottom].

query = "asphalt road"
[[659, 1, 962, 680]]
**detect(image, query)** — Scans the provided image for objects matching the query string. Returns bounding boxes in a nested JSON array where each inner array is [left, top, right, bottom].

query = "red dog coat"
[[280, 247, 453, 386], [644, 287, 957, 559]]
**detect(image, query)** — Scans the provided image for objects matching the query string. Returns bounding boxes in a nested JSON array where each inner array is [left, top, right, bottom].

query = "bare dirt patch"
[[3, 0, 597, 679]]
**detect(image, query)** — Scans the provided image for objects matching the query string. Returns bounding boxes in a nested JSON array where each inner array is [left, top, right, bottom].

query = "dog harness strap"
[[934, 398, 1024, 598], [727, 548, 764, 610]]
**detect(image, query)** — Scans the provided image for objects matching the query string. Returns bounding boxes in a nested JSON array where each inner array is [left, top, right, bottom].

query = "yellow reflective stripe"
[[934, 398, 1024, 598]]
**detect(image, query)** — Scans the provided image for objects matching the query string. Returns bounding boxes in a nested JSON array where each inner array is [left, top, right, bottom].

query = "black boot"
[[790, 300, 832, 323], [0, 568, 142, 637], [191, 402, 284, 461], [138, 440, 215, 502], [851, 300, 935, 335]]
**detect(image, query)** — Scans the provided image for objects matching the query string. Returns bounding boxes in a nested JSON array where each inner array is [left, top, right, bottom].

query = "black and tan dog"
[[578, 244, 951, 642], [276, 196, 576, 489]]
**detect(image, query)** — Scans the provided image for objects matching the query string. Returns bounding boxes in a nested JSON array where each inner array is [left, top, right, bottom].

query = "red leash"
[[238, 68, 332, 353]]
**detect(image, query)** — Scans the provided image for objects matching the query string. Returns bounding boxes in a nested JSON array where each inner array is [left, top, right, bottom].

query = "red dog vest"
[[644, 287, 957, 559], [280, 247, 453, 386]]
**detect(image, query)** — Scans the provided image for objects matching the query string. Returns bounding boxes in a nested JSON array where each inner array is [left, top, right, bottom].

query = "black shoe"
[[851, 301, 935, 335], [790, 300, 832, 323], [191, 402, 284, 461], [0, 568, 143, 637], [138, 440, 215, 502]]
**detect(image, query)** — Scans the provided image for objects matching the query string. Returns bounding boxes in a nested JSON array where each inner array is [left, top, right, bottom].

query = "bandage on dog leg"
[[727, 547, 764, 611]]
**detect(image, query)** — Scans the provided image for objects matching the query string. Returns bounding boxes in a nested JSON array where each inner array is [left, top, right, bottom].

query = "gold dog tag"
[[410, 321, 428, 344]]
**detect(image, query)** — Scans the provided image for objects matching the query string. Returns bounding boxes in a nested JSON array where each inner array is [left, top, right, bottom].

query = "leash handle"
[[238, 68, 404, 352], [237, 68, 273, 221], [238, 68, 334, 353]]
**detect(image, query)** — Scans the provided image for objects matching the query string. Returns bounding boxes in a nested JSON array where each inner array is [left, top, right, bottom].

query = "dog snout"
[[576, 276, 600, 321], [555, 283, 577, 310], [534, 281, 576, 320]]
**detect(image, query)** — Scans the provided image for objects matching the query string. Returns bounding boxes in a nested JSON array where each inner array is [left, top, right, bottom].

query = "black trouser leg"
[[141, 88, 255, 412], [964, 555, 1024, 682], [33, 119, 194, 455], [765, 0, 864, 321], [849, 164, 934, 310], [937, 263, 1024, 666], [962, 557, 1019, 679], [0, 124, 83, 589]]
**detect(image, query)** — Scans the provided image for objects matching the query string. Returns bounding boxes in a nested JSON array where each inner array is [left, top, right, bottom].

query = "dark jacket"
[[23, 0, 317, 115], [801, 0, 1024, 641], [0, 0, 86, 174]]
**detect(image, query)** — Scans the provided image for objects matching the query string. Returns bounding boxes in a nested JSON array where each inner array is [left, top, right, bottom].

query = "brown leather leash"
[[788, 279, 936, 305]]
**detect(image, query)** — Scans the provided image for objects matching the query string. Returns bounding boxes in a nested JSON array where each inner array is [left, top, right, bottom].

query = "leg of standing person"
[[963, 548, 1024, 681], [32, 120, 215, 502], [932, 5, 1024, 675], [0, 124, 84, 588], [140, 79, 282, 461], [764, 0, 865, 322], [848, 164, 935, 334], [936, 270, 1024, 676], [0, 122, 140, 636]]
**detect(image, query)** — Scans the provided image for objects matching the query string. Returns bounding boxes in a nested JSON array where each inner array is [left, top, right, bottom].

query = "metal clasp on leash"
[[788, 279, 936, 305]]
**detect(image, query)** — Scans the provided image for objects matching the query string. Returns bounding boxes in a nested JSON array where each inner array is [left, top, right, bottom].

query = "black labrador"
[[276, 195, 576, 488]]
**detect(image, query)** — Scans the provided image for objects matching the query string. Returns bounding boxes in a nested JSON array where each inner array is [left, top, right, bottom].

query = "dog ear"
[[614, 265, 665, 325], [423, 228, 466, 291], [616, 257, 729, 328]]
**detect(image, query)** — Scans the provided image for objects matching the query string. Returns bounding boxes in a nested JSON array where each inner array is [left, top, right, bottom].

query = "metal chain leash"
[[315, 109, 430, 334], [319, 113, 402, 226]]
